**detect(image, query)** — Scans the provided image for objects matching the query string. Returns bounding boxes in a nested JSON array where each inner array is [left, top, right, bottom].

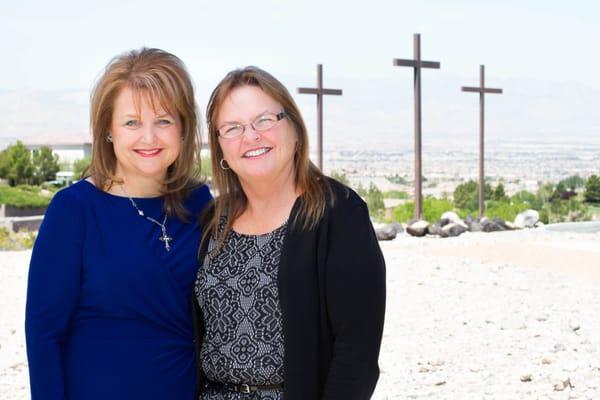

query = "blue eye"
[[125, 120, 138, 127], [157, 119, 172, 126]]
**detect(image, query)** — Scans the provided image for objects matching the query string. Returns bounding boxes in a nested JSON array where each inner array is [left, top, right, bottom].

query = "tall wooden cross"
[[393, 33, 440, 220], [297, 64, 343, 171], [461, 65, 503, 219]]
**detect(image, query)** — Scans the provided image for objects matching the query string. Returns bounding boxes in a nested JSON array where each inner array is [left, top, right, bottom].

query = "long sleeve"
[[25, 189, 85, 400], [322, 200, 386, 400]]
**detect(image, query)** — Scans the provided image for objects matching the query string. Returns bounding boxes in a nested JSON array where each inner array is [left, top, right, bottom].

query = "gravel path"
[[1, 229, 599, 399]]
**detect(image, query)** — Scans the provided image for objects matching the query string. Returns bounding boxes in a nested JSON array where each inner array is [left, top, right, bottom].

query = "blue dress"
[[25, 180, 212, 400]]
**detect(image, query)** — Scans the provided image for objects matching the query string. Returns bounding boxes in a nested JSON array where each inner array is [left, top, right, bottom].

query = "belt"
[[205, 380, 284, 394]]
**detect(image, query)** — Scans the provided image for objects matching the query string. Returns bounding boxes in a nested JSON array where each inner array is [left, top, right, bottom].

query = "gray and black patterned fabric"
[[195, 217, 286, 400]]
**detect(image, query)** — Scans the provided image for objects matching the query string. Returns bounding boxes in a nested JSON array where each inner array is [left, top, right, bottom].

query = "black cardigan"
[[192, 179, 386, 399]]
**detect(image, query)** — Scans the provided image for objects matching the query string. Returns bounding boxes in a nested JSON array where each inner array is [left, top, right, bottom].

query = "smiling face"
[[110, 87, 182, 183], [216, 85, 298, 186]]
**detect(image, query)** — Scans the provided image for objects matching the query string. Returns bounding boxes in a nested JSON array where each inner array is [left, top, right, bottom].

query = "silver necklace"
[[120, 185, 173, 252]]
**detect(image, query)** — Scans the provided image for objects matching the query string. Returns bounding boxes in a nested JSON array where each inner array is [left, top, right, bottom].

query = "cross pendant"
[[159, 232, 173, 252]]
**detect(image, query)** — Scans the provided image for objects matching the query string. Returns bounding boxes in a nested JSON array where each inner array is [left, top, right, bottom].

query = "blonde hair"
[[204, 66, 331, 247], [87, 47, 201, 220]]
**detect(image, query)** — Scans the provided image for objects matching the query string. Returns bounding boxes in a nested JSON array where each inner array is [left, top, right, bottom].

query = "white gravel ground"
[[1, 228, 599, 399]]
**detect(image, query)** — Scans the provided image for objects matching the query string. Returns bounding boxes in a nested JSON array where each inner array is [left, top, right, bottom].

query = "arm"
[[25, 189, 84, 399], [322, 201, 386, 400]]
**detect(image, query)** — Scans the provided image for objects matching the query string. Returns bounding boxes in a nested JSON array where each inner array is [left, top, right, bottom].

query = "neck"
[[113, 170, 164, 198], [239, 168, 298, 217]]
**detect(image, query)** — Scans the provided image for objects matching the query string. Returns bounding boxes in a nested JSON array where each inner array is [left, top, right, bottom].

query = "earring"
[[219, 159, 230, 170], [106, 133, 113, 143]]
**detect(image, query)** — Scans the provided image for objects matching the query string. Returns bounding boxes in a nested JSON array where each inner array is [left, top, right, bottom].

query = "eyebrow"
[[121, 113, 172, 119]]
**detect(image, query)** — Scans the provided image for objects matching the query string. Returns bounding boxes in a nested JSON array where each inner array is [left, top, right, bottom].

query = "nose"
[[242, 124, 260, 141], [140, 124, 158, 144]]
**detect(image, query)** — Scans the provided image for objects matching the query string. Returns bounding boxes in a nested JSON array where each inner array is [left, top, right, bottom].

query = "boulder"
[[514, 209, 539, 228], [374, 222, 404, 241], [390, 221, 404, 234], [481, 218, 504, 232], [440, 222, 468, 238], [406, 220, 429, 237], [440, 211, 461, 224], [427, 218, 451, 236], [469, 222, 483, 232], [492, 217, 509, 231], [504, 221, 519, 230]]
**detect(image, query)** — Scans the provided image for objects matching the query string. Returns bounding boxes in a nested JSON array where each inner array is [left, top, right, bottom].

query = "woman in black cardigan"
[[192, 66, 386, 400]]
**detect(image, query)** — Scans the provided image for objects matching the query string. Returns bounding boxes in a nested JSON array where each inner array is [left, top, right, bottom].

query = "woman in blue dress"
[[25, 48, 212, 400]]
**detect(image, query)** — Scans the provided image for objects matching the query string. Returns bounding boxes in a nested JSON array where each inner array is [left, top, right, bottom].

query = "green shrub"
[[0, 228, 37, 250], [511, 190, 542, 209], [383, 190, 409, 199], [365, 183, 384, 218], [485, 199, 530, 222], [453, 180, 492, 212], [584, 175, 600, 203], [330, 170, 350, 186], [0, 185, 52, 208], [391, 197, 455, 223]]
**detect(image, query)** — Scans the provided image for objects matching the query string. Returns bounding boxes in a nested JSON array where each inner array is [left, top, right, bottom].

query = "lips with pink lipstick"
[[134, 148, 163, 158], [242, 147, 272, 158]]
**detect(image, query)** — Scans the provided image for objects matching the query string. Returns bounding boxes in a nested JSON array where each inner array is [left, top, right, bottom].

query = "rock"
[[406, 220, 429, 237], [552, 343, 566, 353], [492, 217, 509, 230], [567, 209, 585, 222], [569, 321, 581, 332], [390, 221, 404, 234], [514, 209, 540, 228], [427, 218, 451, 236], [434, 380, 446, 386], [441, 222, 468, 238], [520, 373, 532, 382], [553, 377, 572, 391], [481, 218, 504, 232], [418, 366, 430, 373], [504, 221, 518, 230], [440, 211, 461, 224], [542, 357, 552, 365], [428, 360, 445, 367], [375, 223, 399, 241]]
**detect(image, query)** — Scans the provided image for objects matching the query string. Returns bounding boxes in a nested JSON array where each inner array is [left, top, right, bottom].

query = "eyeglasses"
[[217, 111, 287, 139]]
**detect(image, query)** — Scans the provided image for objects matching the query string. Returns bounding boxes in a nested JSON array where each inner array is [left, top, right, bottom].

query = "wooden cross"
[[393, 33, 440, 220], [461, 65, 503, 219], [297, 64, 343, 171]]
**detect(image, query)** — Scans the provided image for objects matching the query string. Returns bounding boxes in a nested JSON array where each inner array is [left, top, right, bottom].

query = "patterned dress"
[[195, 218, 286, 400]]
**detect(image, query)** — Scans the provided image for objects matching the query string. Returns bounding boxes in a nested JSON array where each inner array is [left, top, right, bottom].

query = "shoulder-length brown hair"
[[87, 47, 201, 220], [204, 66, 331, 245]]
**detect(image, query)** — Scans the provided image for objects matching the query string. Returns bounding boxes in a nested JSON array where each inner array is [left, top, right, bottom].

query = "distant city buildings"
[[25, 141, 91, 165]]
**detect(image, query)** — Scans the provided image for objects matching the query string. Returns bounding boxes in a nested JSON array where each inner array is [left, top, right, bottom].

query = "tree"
[[355, 182, 367, 197], [3, 141, 34, 186], [559, 175, 586, 191], [551, 181, 567, 201], [492, 182, 507, 201], [584, 175, 600, 203], [32, 146, 60, 184], [72, 156, 91, 179], [453, 180, 492, 211], [330, 170, 350, 186], [0, 150, 9, 179], [365, 182, 384, 216]]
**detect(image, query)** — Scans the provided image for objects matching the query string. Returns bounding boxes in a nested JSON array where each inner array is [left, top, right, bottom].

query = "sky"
[[1, 0, 600, 150]]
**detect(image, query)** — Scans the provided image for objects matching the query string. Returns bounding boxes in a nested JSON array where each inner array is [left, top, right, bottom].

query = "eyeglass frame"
[[216, 111, 287, 139]]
